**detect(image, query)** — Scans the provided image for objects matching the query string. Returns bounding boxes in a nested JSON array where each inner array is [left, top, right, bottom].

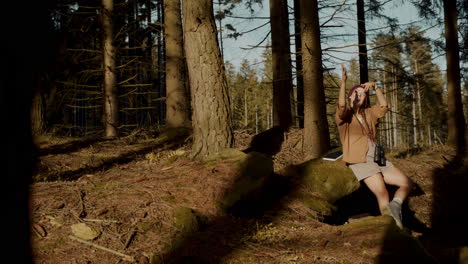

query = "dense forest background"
[[29, 0, 467, 158]]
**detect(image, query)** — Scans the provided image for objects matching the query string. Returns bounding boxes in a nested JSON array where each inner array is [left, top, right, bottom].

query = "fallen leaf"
[[33, 223, 47, 237], [71, 223, 101, 240]]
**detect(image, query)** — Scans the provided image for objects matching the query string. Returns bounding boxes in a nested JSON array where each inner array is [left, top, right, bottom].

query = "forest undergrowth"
[[30, 129, 468, 264]]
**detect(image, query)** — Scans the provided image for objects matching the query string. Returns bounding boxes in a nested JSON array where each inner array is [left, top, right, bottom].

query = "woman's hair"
[[348, 84, 370, 109]]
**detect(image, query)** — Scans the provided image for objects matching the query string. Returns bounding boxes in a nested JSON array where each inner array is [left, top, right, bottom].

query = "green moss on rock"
[[300, 158, 359, 203], [302, 196, 336, 217], [173, 206, 207, 233], [283, 154, 359, 216]]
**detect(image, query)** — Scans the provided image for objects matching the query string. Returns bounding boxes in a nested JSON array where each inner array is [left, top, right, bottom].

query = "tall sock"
[[392, 197, 402, 206]]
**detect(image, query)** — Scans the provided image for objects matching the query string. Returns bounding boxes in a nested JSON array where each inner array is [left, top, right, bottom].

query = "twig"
[[78, 190, 87, 218], [82, 218, 120, 224], [123, 230, 137, 249], [69, 235, 135, 262]]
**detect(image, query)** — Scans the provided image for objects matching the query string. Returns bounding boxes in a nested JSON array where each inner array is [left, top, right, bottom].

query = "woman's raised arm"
[[338, 64, 347, 108]]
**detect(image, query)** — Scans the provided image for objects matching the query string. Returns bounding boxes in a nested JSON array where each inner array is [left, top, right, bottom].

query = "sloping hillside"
[[30, 129, 468, 264]]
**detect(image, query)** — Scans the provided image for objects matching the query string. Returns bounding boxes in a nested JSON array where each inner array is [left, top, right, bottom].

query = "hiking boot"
[[384, 201, 403, 229]]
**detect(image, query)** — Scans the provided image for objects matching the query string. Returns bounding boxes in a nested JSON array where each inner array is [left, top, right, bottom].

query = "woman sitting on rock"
[[335, 64, 413, 229]]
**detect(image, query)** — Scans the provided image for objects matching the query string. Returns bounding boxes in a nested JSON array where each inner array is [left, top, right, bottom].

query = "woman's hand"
[[341, 64, 347, 82], [361, 82, 376, 92]]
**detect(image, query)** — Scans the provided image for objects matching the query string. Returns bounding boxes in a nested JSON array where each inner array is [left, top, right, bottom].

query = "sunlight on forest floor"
[[30, 130, 467, 264]]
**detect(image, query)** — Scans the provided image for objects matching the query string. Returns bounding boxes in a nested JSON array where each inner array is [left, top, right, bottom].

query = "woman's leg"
[[362, 173, 390, 214], [381, 166, 413, 202]]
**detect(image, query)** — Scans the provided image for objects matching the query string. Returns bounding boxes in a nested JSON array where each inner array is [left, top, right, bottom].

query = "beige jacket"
[[335, 104, 389, 163]]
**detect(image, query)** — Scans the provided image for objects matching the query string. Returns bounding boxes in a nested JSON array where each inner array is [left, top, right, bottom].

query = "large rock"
[[282, 155, 360, 217]]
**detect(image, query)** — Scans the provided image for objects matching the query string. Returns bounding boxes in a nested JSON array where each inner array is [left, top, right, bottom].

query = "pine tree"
[[348, 57, 360, 87], [164, 0, 191, 128], [269, 0, 293, 129], [443, 0, 466, 153], [182, 0, 233, 159], [356, 0, 369, 83], [260, 45, 274, 130], [300, 0, 330, 158], [371, 32, 405, 149], [102, 0, 118, 137]]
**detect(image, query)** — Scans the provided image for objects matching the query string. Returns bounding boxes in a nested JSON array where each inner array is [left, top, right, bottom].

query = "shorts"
[[348, 140, 394, 181]]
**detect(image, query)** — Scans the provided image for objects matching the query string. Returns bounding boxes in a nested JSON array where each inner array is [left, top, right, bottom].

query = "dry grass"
[[30, 130, 466, 264]]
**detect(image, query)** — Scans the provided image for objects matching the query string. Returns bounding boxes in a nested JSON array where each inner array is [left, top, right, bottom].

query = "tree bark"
[[102, 0, 118, 137], [412, 85, 418, 145], [300, 0, 330, 159], [392, 68, 398, 148], [31, 75, 45, 136], [443, 0, 466, 154], [414, 59, 424, 143], [294, 0, 304, 128], [356, 0, 369, 84], [182, 0, 233, 159], [164, 0, 191, 128], [270, 0, 293, 129], [244, 86, 248, 127], [383, 71, 390, 148]]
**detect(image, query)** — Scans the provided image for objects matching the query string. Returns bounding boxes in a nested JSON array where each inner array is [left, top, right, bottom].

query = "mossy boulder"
[[173, 206, 207, 234], [283, 155, 359, 217], [217, 151, 274, 215]]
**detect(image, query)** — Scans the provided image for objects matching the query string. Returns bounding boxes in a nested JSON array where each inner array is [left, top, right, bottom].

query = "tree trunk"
[[300, 0, 330, 159], [146, 0, 155, 125], [217, 0, 224, 59], [31, 75, 45, 136], [182, 0, 233, 159], [270, 0, 293, 129], [102, 0, 118, 137], [383, 71, 390, 148], [356, 0, 369, 84], [443, 0, 466, 153], [414, 59, 424, 143], [427, 124, 432, 145], [255, 97, 259, 134], [164, 0, 191, 128], [157, 1, 166, 125], [392, 68, 398, 148], [294, 0, 304, 128], [412, 86, 418, 145], [244, 86, 248, 128]]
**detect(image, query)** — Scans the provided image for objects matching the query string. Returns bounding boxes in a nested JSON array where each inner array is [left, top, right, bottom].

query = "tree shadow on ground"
[[35, 132, 188, 181], [37, 137, 113, 156], [243, 125, 285, 155], [378, 153, 468, 264], [419, 154, 468, 263], [155, 126, 304, 263]]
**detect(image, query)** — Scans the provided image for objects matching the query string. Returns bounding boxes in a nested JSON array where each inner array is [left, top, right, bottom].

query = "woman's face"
[[349, 87, 367, 107]]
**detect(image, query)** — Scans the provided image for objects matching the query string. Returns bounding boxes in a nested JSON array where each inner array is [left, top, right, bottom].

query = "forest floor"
[[30, 128, 468, 264]]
